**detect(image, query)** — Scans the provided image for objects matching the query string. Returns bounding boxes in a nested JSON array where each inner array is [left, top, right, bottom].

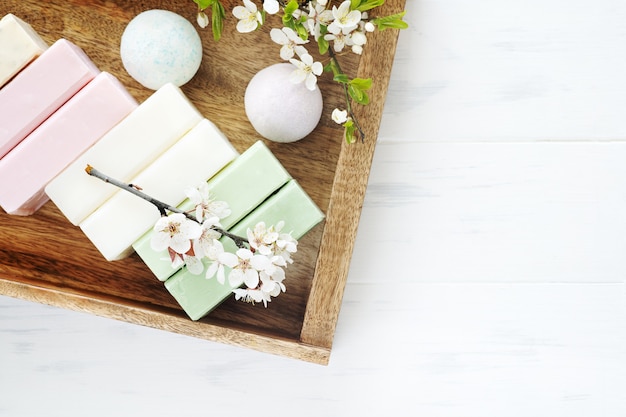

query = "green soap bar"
[[164, 179, 324, 321], [133, 140, 291, 281], [228, 179, 325, 239]]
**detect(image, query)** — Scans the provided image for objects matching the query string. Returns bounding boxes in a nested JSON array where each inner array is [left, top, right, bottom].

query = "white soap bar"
[[0, 14, 48, 88], [46, 83, 203, 225], [79, 119, 238, 261]]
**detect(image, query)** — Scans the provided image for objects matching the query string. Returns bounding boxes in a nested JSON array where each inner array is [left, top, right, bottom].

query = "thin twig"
[[85, 165, 248, 248]]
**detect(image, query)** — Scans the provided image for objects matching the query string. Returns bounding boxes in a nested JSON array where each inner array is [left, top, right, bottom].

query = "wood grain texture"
[[0, 0, 405, 363], [300, 0, 405, 349]]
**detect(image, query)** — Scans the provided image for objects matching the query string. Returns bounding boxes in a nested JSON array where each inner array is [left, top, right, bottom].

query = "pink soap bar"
[[0, 72, 138, 216], [0, 38, 100, 159]]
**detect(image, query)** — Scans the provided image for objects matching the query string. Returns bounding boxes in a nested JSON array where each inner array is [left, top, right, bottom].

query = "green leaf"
[[344, 120, 357, 144], [333, 73, 350, 84], [350, 0, 362, 9], [372, 11, 409, 31], [282, 0, 299, 27], [356, 0, 385, 12], [360, 90, 370, 105], [284, 0, 299, 16], [357, 90, 370, 106], [318, 37, 329, 55], [296, 23, 309, 40], [348, 84, 370, 105], [349, 77, 373, 90], [326, 59, 341, 76], [211, 1, 225, 41], [348, 84, 364, 103], [283, 16, 296, 31], [193, 0, 213, 10]]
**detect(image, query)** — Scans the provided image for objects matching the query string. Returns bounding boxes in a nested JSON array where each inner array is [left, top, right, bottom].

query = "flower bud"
[[332, 108, 349, 124], [197, 11, 209, 28]]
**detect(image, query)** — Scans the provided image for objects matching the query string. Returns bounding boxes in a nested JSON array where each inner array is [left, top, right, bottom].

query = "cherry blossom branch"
[[84, 165, 248, 248], [327, 47, 366, 142]]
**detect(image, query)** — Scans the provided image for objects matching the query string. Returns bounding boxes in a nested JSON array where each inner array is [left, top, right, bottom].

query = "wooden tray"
[[0, 0, 405, 364]]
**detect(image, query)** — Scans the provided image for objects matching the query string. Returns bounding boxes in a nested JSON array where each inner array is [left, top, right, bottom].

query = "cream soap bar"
[[0, 38, 99, 159], [0, 14, 48, 88], [0, 72, 138, 216], [164, 179, 324, 321], [133, 140, 292, 281], [79, 119, 238, 261], [46, 83, 203, 225]]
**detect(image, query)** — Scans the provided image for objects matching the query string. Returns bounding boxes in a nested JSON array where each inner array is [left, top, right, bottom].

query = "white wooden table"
[[1, 1, 625, 415]]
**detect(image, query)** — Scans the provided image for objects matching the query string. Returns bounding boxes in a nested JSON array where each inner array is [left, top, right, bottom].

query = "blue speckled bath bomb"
[[120, 10, 202, 90]]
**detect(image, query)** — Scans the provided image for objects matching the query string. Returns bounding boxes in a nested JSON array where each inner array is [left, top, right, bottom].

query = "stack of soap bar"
[[0, 14, 48, 88], [133, 140, 292, 281], [79, 119, 238, 261], [0, 72, 138, 215], [0, 38, 100, 159], [164, 179, 324, 321], [45, 83, 203, 225]]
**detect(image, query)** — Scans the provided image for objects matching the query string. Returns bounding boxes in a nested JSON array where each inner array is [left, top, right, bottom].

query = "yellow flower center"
[[167, 222, 180, 237]]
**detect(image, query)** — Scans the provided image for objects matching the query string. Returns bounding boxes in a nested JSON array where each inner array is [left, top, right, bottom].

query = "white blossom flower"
[[365, 21, 376, 32], [263, 0, 280, 14], [347, 30, 367, 55], [233, 261, 286, 307], [260, 266, 286, 296], [197, 11, 209, 28], [227, 248, 270, 289], [233, 287, 271, 306], [247, 222, 279, 256], [324, 28, 349, 52], [205, 239, 238, 284], [184, 254, 204, 275], [261, 251, 285, 275], [270, 27, 308, 60], [185, 183, 231, 223], [289, 52, 323, 90], [272, 221, 297, 254], [306, 2, 334, 40], [192, 216, 223, 259], [276, 233, 297, 253], [328, 0, 361, 33], [151, 213, 202, 255], [291, 8, 303, 20], [274, 234, 298, 264], [169, 252, 185, 269], [332, 108, 349, 124], [233, 0, 263, 33]]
